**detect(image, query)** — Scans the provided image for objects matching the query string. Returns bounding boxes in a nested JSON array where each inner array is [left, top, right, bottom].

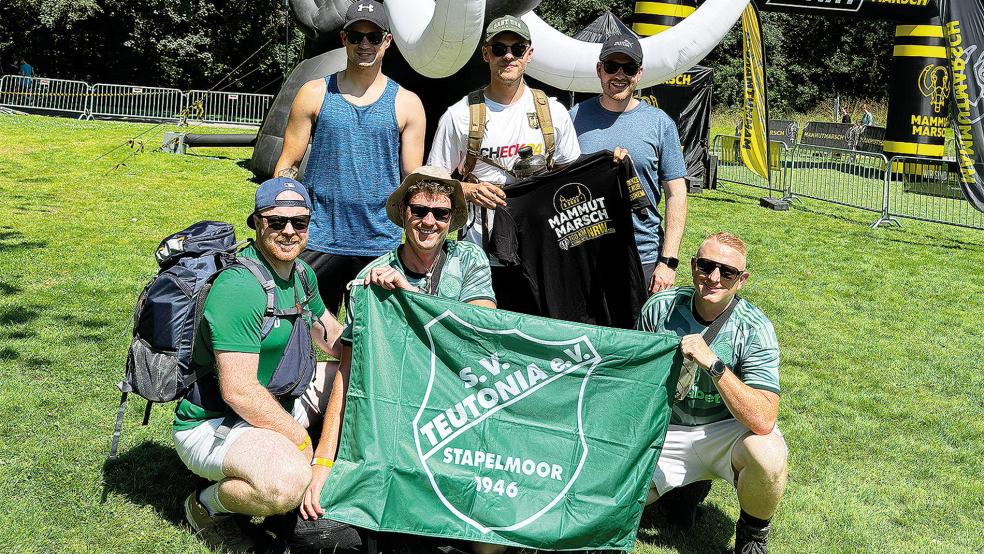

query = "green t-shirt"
[[172, 245, 326, 431], [341, 240, 495, 343], [635, 286, 780, 426]]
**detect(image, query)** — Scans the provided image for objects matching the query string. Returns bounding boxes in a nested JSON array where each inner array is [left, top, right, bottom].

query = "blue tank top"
[[303, 74, 402, 256]]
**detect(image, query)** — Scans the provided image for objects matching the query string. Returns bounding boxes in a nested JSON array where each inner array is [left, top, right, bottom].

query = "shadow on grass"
[[101, 440, 201, 527], [636, 503, 735, 554], [0, 281, 21, 295], [0, 228, 48, 251]]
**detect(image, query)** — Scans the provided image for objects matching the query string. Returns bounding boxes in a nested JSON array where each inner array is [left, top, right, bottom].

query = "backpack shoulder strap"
[[462, 88, 487, 181], [235, 257, 280, 339], [531, 88, 555, 163]]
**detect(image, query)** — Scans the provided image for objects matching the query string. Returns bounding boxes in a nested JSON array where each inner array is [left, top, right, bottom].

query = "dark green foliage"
[[0, 0, 304, 92], [0, 0, 895, 108]]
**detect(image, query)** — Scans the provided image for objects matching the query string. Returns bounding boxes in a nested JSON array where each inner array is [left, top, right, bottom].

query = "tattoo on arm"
[[278, 167, 298, 179]]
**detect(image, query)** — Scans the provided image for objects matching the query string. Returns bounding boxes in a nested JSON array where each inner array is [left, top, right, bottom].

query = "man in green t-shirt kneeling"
[[172, 177, 346, 552], [637, 232, 788, 554]]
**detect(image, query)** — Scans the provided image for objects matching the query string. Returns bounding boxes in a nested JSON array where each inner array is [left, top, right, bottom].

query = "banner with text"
[[940, 0, 984, 213], [321, 287, 680, 551], [740, 3, 772, 181]]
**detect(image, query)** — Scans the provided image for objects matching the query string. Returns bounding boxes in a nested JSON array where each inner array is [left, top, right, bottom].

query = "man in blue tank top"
[[275, 0, 426, 315]]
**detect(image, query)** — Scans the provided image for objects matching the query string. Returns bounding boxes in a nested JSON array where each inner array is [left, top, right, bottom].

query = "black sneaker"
[[657, 480, 713, 530], [734, 520, 770, 554], [184, 490, 257, 553]]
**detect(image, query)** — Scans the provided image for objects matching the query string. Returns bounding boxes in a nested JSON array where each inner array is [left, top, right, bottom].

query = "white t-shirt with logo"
[[427, 85, 581, 250]]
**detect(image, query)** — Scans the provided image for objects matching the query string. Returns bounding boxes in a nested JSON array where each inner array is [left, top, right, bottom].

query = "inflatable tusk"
[[385, 0, 487, 78], [523, 0, 750, 92]]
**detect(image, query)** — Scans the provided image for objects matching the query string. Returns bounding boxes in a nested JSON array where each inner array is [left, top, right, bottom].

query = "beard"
[[603, 80, 637, 103], [261, 234, 306, 263]]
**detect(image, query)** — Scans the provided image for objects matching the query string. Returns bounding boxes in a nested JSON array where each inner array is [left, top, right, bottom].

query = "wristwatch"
[[707, 358, 728, 378], [657, 255, 679, 270]]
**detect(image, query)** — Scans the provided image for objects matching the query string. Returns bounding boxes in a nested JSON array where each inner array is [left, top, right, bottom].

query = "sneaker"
[[657, 480, 713, 530], [184, 490, 257, 553], [734, 520, 770, 554]]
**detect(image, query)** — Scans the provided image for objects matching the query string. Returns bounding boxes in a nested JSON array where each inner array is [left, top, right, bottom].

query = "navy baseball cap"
[[343, 0, 388, 31], [600, 33, 644, 65], [247, 176, 312, 229]]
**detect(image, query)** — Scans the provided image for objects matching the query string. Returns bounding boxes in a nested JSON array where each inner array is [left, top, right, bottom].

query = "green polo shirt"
[[341, 240, 495, 343], [636, 286, 780, 426]]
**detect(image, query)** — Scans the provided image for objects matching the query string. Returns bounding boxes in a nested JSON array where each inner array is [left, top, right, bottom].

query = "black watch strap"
[[657, 255, 679, 269], [707, 359, 728, 378]]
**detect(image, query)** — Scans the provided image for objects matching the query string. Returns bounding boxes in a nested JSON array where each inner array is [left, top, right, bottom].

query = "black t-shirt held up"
[[489, 151, 649, 329]]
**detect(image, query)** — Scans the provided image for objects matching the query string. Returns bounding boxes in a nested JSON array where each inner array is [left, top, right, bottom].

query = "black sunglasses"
[[346, 30, 386, 45], [408, 204, 452, 222], [693, 257, 743, 283], [259, 215, 310, 231], [602, 60, 640, 77], [489, 42, 529, 58]]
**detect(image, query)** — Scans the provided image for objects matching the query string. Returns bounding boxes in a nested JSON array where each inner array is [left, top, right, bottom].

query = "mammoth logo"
[[919, 64, 950, 114], [414, 311, 600, 534], [548, 183, 614, 250]]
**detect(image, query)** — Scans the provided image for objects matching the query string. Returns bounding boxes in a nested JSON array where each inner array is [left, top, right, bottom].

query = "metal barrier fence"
[[0, 75, 91, 116], [88, 83, 185, 121], [710, 135, 790, 197], [884, 156, 984, 230], [711, 133, 984, 231], [185, 90, 272, 125], [0, 76, 272, 126], [787, 143, 888, 214]]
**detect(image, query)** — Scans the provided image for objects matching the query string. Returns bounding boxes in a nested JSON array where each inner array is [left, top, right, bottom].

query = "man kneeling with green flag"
[[637, 232, 788, 554], [300, 166, 499, 550]]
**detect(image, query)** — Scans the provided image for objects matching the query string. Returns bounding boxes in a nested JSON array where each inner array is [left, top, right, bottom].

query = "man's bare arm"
[[311, 311, 343, 359], [396, 87, 426, 177], [650, 177, 688, 293], [713, 375, 779, 435], [274, 80, 325, 178], [216, 351, 310, 449]]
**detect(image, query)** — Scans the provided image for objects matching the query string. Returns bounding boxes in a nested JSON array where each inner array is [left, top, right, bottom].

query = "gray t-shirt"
[[570, 98, 687, 263]]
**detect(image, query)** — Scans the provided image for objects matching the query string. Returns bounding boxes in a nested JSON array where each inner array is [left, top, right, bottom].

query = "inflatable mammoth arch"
[[250, 0, 750, 179]]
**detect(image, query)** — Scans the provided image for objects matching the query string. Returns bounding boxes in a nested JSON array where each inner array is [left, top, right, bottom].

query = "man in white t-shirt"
[[427, 15, 581, 311]]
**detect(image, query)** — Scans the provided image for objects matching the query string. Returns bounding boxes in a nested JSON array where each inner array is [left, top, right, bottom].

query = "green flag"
[[322, 287, 680, 550]]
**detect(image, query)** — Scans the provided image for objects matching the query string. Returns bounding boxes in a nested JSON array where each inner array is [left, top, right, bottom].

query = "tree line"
[[1, 0, 894, 112]]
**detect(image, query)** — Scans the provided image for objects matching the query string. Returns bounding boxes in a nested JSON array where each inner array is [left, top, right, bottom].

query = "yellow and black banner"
[[939, 0, 984, 213], [739, 3, 771, 180]]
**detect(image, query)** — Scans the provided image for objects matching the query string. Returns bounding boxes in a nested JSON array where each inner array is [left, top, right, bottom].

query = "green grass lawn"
[[1, 114, 983, 553]]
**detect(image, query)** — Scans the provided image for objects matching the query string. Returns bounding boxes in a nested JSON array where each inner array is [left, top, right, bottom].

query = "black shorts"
[[300, 250, 377, 315]]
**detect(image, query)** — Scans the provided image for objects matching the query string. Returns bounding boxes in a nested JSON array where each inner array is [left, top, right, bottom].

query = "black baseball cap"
[[343, 0, 388, 31], [599, 33, 643, 65]]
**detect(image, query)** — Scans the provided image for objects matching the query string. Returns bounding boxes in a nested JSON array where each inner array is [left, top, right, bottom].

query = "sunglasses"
[[489, 42, 529, 58], [259, 215, 310, 231], [346, 30, 386, 45], [602, 60, 640, 77], [408, 204, 452, 222], [693, 257, 743, 283]]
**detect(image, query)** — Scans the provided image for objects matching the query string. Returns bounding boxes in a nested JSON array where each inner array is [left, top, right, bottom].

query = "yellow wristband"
[[297, 435, 311, 452], [312, 457, 334, 468]]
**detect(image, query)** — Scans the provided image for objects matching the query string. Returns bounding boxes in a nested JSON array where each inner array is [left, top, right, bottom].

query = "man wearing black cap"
[[570, 33, 689, 296], [276, 0, 426, 318], [173, 177, 345, 552], [428, 15, 581, 308]]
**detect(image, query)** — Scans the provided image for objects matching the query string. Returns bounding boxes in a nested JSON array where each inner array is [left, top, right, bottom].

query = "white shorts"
[[172, 362, 332, 482], [652, 418, 785, 495]]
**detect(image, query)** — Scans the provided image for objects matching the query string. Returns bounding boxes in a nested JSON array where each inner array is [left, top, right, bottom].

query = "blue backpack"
[[109, 221, 316, 458]]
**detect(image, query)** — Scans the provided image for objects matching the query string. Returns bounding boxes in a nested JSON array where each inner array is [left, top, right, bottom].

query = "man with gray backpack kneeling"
[[172, 177, 345, 552]]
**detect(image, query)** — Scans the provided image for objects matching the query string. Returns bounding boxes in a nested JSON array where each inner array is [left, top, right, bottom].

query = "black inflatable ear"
[[250, 49, 347, 181], [486, 0, 542, 20]]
